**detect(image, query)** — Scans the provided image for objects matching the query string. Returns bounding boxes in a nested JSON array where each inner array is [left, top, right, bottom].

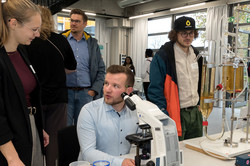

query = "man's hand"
[[65, 69, 76, 74], [122, 158, 135, 166], [197, 105, 201, 112], [88, 90, 96, 97]]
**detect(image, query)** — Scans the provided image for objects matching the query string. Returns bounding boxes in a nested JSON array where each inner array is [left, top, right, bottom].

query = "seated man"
[[77, 65, 138, 166]]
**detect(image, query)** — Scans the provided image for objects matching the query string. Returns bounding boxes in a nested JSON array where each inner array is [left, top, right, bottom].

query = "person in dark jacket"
[[26, 6, 77, 166], [0, 0, 49, 166], [61, 9, 105, 126], [123, 56, 136, 75], [148, 16, 203, 141]]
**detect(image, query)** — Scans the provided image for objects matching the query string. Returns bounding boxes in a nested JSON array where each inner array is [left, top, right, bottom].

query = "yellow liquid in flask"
[[200, 65, 215, 119], [222, 66, 243, 94]]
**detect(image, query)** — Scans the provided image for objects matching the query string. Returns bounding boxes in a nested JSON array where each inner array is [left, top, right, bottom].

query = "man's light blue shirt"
[[77, 98, 139, 166], [66, 33, 91, 87]]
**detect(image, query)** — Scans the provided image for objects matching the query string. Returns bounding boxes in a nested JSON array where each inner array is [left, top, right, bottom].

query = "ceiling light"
[[170, 2, 206, 11], [62, 9, 71, 13], [129, 13, 154, 19], [85, 12, 96, 16]]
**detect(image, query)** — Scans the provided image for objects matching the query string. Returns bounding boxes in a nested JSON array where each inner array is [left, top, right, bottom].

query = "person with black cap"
[[141, 49, 154, 100], [148, 16, 203, 141]]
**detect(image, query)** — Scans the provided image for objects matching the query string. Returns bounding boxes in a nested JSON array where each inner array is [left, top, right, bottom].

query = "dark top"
[[9, 51, 37, 107], [0, 46, 44, 166], [27, 32, 76, 105], [123, 64, 136, 75]]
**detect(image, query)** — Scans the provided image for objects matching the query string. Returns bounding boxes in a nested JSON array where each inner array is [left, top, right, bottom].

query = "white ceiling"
[[68, 0, 124, 17], [65, 0, 243, 18]]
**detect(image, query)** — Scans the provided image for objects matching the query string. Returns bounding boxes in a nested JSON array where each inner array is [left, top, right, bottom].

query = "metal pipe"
[[229, 67, 237, 145]]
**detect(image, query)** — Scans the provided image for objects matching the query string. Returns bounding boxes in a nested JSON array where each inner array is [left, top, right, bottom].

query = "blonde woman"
[[0, 0, 49, 166]]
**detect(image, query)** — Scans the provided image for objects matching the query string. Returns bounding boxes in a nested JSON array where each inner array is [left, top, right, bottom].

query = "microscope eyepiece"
[[121, 92, 128, 99], [121, 92, 136, 110]]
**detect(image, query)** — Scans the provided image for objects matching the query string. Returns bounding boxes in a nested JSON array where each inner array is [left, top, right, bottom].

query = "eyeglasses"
[[70, 19, 82, 23], [180, 31, 194, 38], [22, 23, 40, 34]]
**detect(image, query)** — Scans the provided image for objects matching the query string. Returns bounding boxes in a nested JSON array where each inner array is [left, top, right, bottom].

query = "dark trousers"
[[178, 106, 203, 141], [43, 103, 67, 166], [143, 82, 150, 100]]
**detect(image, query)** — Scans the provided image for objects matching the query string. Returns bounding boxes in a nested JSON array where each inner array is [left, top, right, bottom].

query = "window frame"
[[147, 9, 207, 51], [229, 2, 250, 58]]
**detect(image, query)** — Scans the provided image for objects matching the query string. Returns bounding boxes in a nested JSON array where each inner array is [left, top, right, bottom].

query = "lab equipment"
[[200, 40, 216, 120], [122, 92, 181, 166], [199, 4, 250, 146], [235, 153, 250, 166], [69, 161, 90, 166], [93, 160, 110, 166]]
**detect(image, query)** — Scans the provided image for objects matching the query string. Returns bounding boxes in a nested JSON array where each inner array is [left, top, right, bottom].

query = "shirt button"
[[120, 154, 122, 156], [120, 129, 122, 132], [120, 142, 122, 144]]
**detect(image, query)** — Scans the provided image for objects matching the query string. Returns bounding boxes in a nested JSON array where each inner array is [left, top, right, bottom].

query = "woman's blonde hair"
[[0, 0, 40, 46], [38, 5, 55, 40]]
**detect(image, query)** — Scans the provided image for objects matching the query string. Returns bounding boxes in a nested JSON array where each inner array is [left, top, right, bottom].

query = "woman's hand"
[[8, 158, 25, 166], [43, 130, 49, 147], [0, 141, 25, 166]]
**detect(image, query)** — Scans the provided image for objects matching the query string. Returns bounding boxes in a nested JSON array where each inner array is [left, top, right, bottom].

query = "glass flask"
[[200, 40, 216, 119], [200, 64, 216, 119], [222, 59, 244, 94]]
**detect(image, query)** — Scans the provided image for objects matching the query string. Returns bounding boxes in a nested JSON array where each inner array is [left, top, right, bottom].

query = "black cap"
[[174, 16, 196, 31]]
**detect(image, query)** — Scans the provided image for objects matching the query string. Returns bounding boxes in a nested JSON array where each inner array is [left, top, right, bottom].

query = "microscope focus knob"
[[146, 160, 155, 166]]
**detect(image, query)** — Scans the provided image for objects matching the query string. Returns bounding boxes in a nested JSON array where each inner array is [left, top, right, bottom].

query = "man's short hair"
[[106, 65, 135, 87], [70, 9, 88, 22]]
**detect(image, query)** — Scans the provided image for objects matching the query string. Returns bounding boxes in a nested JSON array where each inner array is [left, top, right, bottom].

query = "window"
[[57, 16, 96, 37], [230, 2, 250, 103], [148, 17, 172, 49], [232, 3, 250, 58], [147, 10, 207, 50]]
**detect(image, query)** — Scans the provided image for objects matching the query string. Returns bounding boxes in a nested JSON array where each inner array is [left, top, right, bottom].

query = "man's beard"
[[176, 40, 191, 48], [104, 97, 124, 106]]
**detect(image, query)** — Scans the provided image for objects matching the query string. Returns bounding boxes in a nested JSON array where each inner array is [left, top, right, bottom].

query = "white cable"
[[199, 139, 236, 160]]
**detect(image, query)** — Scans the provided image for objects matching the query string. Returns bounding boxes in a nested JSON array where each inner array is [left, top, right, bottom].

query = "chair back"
[[58, 125, 80, 166]]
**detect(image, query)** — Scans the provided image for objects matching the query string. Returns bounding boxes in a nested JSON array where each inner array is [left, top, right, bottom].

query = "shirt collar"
[[69, 32, 86, 41], [103, 100, 127, 115], [174, 43, 193, 56]]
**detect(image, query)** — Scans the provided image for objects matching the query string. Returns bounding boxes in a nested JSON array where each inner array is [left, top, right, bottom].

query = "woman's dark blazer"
[[0, 45, 44, 166]]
